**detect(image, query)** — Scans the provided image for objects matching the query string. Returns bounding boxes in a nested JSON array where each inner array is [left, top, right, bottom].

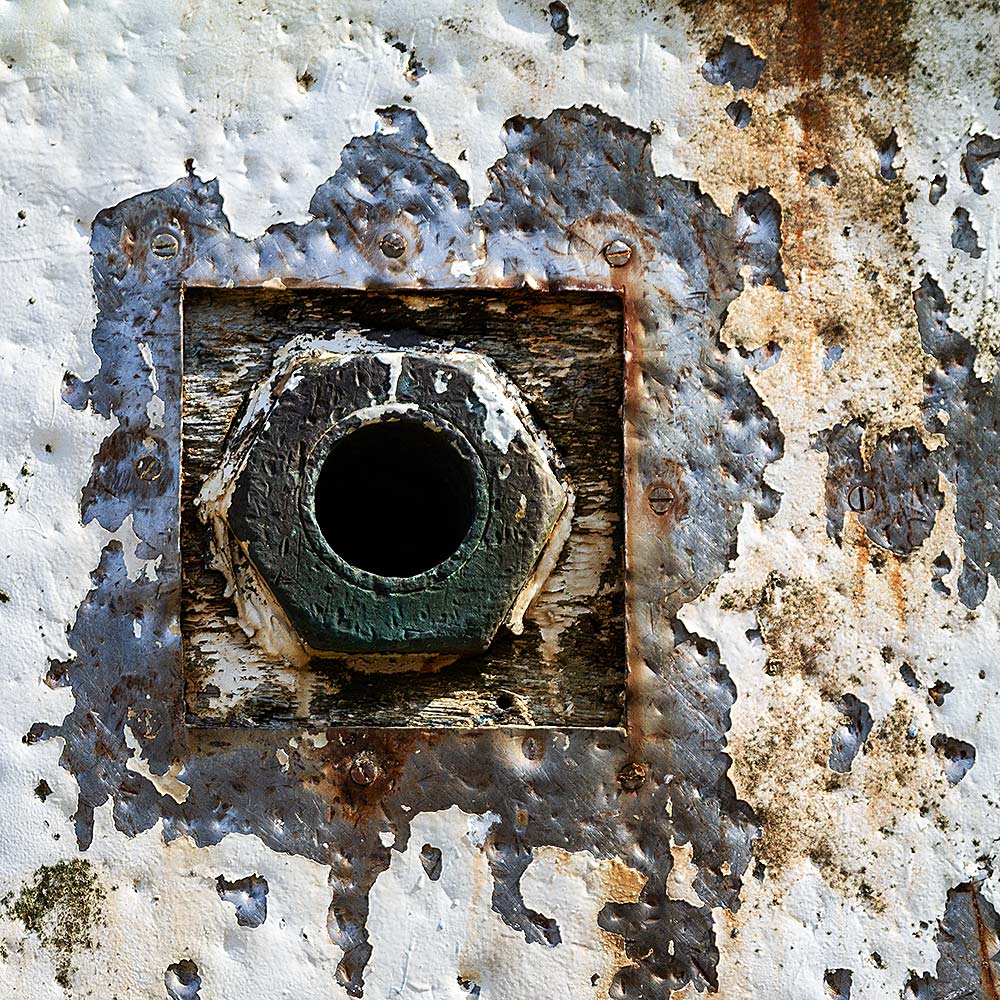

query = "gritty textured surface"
[[0, 2, 998, 999]]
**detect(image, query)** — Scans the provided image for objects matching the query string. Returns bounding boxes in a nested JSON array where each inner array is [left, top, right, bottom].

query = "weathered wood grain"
[[182, 288, 624, 728]]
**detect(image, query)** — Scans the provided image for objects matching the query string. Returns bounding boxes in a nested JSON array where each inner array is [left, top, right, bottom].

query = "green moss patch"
[[3, 859, 106, 989]]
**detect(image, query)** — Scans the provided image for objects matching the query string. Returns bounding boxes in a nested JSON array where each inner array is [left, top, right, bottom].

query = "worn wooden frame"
[[181, 287, 626, 729]]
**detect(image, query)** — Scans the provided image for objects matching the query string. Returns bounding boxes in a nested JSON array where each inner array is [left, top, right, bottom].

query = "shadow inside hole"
[[315, 420, 478, 578]]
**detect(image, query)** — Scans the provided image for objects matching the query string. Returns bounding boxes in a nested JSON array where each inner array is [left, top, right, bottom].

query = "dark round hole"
[[315, 420, 478, 578]]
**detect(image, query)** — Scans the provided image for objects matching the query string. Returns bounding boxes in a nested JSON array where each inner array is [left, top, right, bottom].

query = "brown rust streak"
[[970, 884, 1000, 1000], [885, 555, 907, 625], [682, 0, 915, 89]]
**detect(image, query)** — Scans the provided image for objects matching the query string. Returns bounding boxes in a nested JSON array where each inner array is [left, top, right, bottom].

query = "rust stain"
[[301, 729, 438, 827], [848, 517, 869, 605], [682, 0, 915, 90], [970, 884, 1000, 1000], [886, 555, 907, 625]]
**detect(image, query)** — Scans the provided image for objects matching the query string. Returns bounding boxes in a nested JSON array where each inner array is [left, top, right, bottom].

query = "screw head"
[[135, 454, 162, 482], [618, 761, 646, 791], [379, 232, 407, 259], [521, 735, 544, 762], [648, 484, 675, 515], [349, 752, 379, 786], [150, 229, 180, 260], [848, 483, 876, 513], [603, 238, 632, 267]]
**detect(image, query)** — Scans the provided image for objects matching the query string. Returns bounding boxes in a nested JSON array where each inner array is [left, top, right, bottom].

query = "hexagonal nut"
[[212, 349, 572, 656]]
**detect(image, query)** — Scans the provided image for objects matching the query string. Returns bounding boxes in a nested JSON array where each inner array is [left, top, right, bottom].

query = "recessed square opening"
[[181, 287, 625, 729]]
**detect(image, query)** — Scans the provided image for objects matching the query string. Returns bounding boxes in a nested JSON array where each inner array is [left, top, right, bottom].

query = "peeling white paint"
[[0, 0, 997, 996]]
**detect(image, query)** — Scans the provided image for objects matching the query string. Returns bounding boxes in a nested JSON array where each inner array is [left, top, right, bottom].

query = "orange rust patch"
[[886, 555, 907, 624], [849, 518, 870, 605], [682, 0, 915, 89], [297, 729, 439, 827]]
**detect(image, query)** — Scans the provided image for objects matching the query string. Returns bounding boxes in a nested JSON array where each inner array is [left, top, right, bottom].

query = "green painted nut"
[[223, 350, 571, 655]]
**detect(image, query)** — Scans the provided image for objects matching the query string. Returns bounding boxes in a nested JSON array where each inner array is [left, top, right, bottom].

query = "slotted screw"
[[151, 229, 180, 259], [379, 232, 407, 259], [135, 454, 162, 481], [349, 752, 379, 786], [603, 239, 632, 267], [648, 484, 675, 515], [848, 484, 876, 513]]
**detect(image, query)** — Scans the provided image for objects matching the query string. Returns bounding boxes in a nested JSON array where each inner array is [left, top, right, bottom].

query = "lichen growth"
[[2, 859, 106, 989]]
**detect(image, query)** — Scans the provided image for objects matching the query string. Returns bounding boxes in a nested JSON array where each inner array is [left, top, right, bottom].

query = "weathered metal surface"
[[45, 104, 784, 995], [1, 2, 999, 997]]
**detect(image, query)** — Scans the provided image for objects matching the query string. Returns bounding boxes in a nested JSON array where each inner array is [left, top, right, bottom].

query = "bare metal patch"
[[46, 106, 784, 996]]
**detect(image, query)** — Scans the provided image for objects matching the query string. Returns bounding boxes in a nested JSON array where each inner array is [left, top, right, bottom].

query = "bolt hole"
[[496, 692, 515, 710], [315, 420, 477, 578]]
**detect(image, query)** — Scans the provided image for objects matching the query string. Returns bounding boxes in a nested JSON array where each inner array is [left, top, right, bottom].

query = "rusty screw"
[[135, 454, 162, 482], [150, 229, 180, 260], [618, 761, 646, 791], [603, 239, 632, 267], [648, 484, 675, 515], [848, 483, 876, 513], [379, 232, 407, 259], [349, 752, 379, 786], [521, 735, 543, 762]]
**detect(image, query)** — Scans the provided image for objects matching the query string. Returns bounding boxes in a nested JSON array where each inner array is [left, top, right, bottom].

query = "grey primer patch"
[[899, 662, 920, 689], [917, 275, 1000, 608], [878, 128, 900, 180], [930, 735, 975, 785], [548, 2, 577, 49], [823, 344, 843, 371], [702, 35, 765, 90], [821, 274, 1000, 608], [165, 960, 202, 1000], [809, 164, 839, 188], [951, 206, 983, 257], [931, 553, 952, 596], [814, 421, 942, 556], [929, 174, 947, 205], [740, 340, 781, 371], [732, 188, 788, 290], [961, 133, 1000, 195], [486, 836, 561, 947], [216, 874, 268, 928], [725, 99, 751, 129], [828, 694, 873, 773], [419, 844, 443, 881], [47, 106, 784, 998], [902, 882, 1000, 998], [824, 967, 853, 999]]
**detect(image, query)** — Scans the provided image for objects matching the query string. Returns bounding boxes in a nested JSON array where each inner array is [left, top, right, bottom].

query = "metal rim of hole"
[[302, 406, 490, 592], [379, 231, 407, 259], [315, 419, 478, 577]]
